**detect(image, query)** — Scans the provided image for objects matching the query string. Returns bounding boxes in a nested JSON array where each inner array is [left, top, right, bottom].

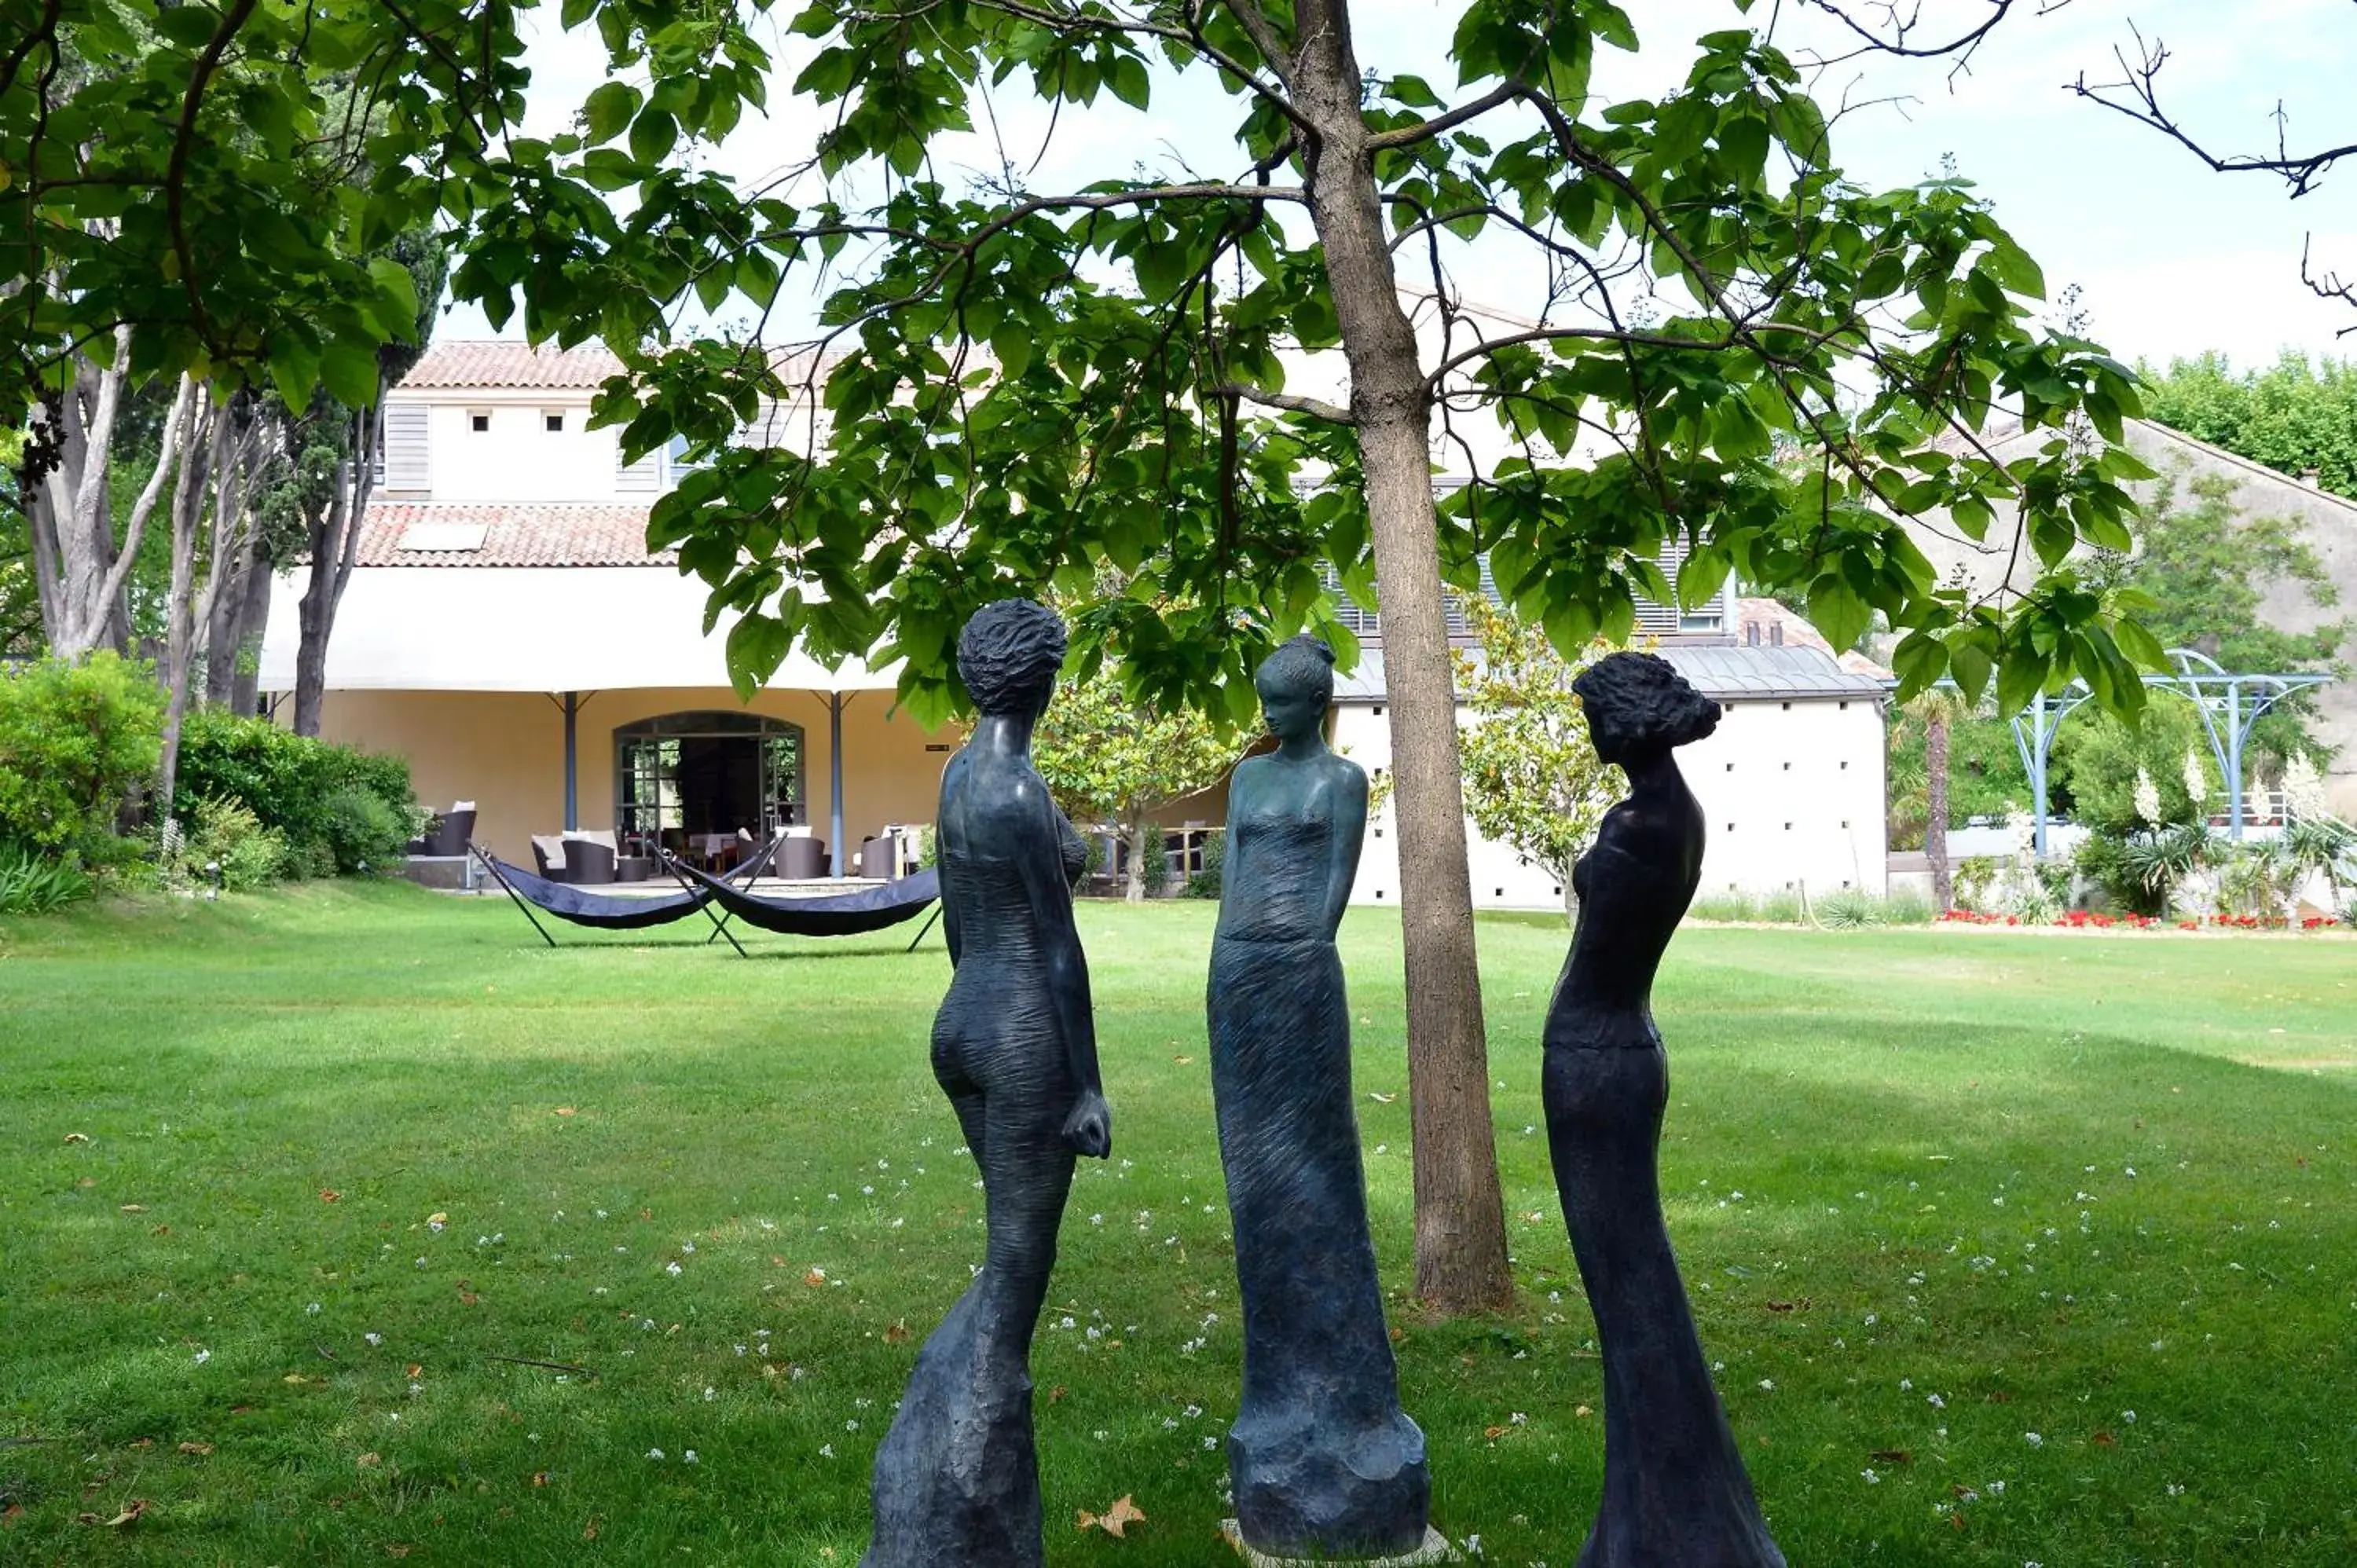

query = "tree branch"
[[1365, 82, 1524, 152], [165, 0, 262, 347], [2302, 235, 2357, 335], [2068, 23, 2357, 197], [1221, 384, 1354, 423], [1802, 0, 2070, 79]]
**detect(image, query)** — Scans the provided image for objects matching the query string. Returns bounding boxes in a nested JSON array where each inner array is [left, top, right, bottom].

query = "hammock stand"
[[661, 856, 943, 952], [469, 840, 777, 955]]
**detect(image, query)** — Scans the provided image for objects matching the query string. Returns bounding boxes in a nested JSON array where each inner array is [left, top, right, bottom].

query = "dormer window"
[[469, 410, 490, 433], [544, 411, 565, 433]]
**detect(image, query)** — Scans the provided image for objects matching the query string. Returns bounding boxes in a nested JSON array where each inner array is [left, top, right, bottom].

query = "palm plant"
[[1904, 688, 1975, 912]]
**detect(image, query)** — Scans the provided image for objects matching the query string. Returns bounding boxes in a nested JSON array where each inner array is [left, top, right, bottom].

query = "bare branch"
[[1802, 0, 2071, 82], [1221, 383, 1354, 423], [2302, 235, 2357, 337], [2069, 24, 2357, 197]]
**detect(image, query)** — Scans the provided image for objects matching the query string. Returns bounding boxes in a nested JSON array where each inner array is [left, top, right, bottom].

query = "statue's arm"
[[1323, 761, 1368, 938], [1014, 783, 1111, 1158], [937, 767, 963, 968]]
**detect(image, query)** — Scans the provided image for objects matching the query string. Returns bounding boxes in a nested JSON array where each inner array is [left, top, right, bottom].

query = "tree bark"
[[1293, 0, 1513, 1313], [294, 400, 379, 735], [1926, 713, 1953, 912], [205, 525, 266, 706], [30, 338, 194, 661], [1124, 803, 1148, 903]]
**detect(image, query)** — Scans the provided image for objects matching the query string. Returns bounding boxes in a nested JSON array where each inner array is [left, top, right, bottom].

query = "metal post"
[[2225, 682, 2245, 841], [829, 693, 849, 880], [2031, 693, 2051, 859], [563, 691, 580, 833]]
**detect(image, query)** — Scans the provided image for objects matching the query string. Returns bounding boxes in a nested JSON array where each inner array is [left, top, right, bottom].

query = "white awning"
[[257, 566, 902, 694]]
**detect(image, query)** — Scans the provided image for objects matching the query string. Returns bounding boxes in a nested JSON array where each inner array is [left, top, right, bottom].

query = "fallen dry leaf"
[[357, 1453, 381, 1470], [553, 1107, 577, 1116], [427, 1212, 448, 1227], [1048, 1386, 1068, 1404], [1368, 1092, 1396, 1104], [532, 1472, 548, 1488], [1869, 1449, 1913, 1465], [582, 1516, 601, 1541], [883, 1320, 910, 1345], [151, 1225, 170, 1236], [63, 1132, 90, 1144], [1483, 1425, 1509, 1440], [320, 1190, 341, 1203], [2092, 1431, 2117, 1447], [119, 1204, 145, 1214], [1574, 1405, 1592, 1418], [5, 1501, 25, 1522], [1075, 1499, 1146, 1537], [406, 1365, 423, 1380], [386, 1545, 414, 1559], [1171, 1055, 1193, 1065], [126, 1438, 153, 1450], [77, 1176, 95, 1188], [804, 1268, 827, 1287], [178, 1442, 213, 1456], [103, 1500, 149, 1528]]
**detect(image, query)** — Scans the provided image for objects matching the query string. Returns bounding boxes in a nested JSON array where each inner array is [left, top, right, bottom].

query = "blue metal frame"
[[2007, 649, 2332, 856]]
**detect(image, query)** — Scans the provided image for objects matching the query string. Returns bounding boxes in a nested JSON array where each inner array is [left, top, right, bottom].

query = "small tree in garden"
[[1455, 597, 1617, 925], [1902, 686, 1974, 912], [1032, 667, 1242, 902]]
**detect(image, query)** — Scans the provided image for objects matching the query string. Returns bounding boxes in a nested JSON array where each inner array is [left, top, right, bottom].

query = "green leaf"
[[585, 82, 642, 145], [1949, 639, 1994, 705], [629, 108, 679, 165], [1108, 57, 1150, 111], [727, 614, 790, 699], [269, 337, 321, 406], [1806, 576, 1870, 654], [321, 341, 380, 409], [152, 7, 219, 48]]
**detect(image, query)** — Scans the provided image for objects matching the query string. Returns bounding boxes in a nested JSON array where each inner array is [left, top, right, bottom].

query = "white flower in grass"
[[365, 1332, 383, 1347], [2024, 1432, 2043, 1447], [819, 1443, 834, 1457], [192, 1348, 211, 1365], [1861, 1468, 1881, 1485], [647, 1448, 665, 1461], [683, 1450, 698, 1464]]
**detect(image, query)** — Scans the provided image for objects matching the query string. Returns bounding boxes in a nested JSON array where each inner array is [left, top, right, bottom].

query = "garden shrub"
[[1140, 822, 1170, 896], [1685, 890, 1756, 922], [0, 843, 96, 914], [317, 787, 410, 874], [1186, 828, 1226, 899], [160, 797, 289, 892], [1816, 887, 1885, 928], [174, 710, 418, 871], [0, 654, 164, 851]]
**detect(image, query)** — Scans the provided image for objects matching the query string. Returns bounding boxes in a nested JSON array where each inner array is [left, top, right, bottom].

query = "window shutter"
[[616, 442, 662, 493], [382, 403, 431, 493]]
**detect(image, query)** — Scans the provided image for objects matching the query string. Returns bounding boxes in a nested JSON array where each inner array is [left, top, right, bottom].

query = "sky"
[[442, 0, 2357, 374]]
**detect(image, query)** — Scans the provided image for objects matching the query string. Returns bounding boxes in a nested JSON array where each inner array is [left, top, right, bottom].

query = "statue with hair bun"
[[1546, 650, 1783, 1568], [864, 598, 1111, 1568], [1209, 634, 1433, 1562]]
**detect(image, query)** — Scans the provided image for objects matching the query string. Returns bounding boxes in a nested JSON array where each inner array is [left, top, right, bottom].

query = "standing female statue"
[[1545, 650, 1783, 1568], [1209, 635, 1431, 1561], [864, 599, 1113, 1568]]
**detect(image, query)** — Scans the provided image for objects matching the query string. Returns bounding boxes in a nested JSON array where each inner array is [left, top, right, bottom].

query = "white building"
[[265, 339, 1893, 900], [1335, 645, 1890, 910]]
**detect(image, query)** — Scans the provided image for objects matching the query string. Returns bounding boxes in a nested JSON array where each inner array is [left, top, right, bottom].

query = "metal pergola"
[[2007, 648, 2333, 857]]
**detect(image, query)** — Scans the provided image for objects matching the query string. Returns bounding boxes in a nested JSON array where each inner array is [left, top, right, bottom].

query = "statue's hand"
[[1061, 1089, 1112, 1160]]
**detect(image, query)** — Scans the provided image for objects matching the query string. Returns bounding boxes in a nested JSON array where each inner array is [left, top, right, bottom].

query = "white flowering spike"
[[2183, 749, 2211, 807], [2284, 753, 2329, 821], [2134, 768, 2163, 830]]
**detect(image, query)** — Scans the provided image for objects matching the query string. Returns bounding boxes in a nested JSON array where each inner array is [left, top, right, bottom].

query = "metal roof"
[[1332, 643, 1886, 704]]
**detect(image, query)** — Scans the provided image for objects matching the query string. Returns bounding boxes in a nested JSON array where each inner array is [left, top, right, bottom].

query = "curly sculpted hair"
[[958, 599, 1068, 717], [1572, 650, 1720, 754], [1255, 633, 1338, 705]]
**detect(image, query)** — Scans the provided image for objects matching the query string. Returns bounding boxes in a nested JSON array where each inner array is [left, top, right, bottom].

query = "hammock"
[[469, 846, 724, 947], [665, 859, 943, 940]]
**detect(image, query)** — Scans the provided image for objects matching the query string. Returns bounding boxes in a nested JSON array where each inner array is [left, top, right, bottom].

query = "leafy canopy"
[[436, 0, 2162, 722]]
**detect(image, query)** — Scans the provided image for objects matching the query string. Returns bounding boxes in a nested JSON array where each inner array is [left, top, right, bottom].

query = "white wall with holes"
[[1335, 694, 1889, 909], [381, 393, 634, 503]]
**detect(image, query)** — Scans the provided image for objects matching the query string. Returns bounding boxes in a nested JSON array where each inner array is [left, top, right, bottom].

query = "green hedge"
[[0, 654, 164, 852], [174, 710, 419, 874]]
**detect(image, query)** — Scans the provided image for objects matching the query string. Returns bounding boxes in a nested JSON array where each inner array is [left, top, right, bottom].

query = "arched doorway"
[[614, 712, 806, 859]]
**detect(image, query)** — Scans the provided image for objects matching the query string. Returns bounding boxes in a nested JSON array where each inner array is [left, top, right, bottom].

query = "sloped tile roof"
[[400, 340, 625, 390], [1332, 644, 1887, 704], [353, 503, 669, 566]]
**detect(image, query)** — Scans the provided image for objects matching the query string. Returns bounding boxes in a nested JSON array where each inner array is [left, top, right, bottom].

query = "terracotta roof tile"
[[400, 340, 624, 390], [354, 503, 669, 566]]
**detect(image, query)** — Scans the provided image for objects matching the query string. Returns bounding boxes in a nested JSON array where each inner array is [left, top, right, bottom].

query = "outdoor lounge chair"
[[407, 801, 477, 858], [562, 830, 619, 885]]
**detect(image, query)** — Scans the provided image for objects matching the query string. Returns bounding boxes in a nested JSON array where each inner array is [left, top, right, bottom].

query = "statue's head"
[[1254, 634, 1336, 743], [1572, 650, 1719, 764], [958, 599, 1067, 720]]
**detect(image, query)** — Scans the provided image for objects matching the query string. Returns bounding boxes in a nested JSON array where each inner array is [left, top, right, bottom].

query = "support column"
[[563, 691, 580, 832], [2030, 694, 2051, 859], [829, 693, 850, 879], [2225, 683, 2246, 841]]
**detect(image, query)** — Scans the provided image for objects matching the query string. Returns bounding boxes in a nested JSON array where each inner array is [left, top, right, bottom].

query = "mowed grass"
[[2, 885, 2355, 1566]]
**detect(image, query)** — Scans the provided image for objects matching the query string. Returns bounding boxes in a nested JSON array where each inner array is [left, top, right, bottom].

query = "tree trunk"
[[30, 338, 193, 661], [1295, 0, 1513, 1314], [229, 559, 269, 716], [1124, 804, 1148, 903], [156, 399, 222, 811], [294, 401, 379, 736], [1560, 867, 1581, 930], [206, 529, 266, 705], [1926, 714, 1952, 912]]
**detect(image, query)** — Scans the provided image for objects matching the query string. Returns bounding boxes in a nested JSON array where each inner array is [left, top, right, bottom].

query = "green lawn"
[[2, 885, 2354, 1566]]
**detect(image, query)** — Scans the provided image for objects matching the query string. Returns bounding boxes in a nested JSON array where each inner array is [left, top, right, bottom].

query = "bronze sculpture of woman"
[[1209, 635, 1431, 1561], [1545, 650, 1783, 1568], [863, 599, 1113, 1568]]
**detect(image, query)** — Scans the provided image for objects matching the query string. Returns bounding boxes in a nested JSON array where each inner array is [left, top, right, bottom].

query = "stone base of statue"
[[1223, 1520, 1458, 1566], [862, 1291, 1042, 1568]]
